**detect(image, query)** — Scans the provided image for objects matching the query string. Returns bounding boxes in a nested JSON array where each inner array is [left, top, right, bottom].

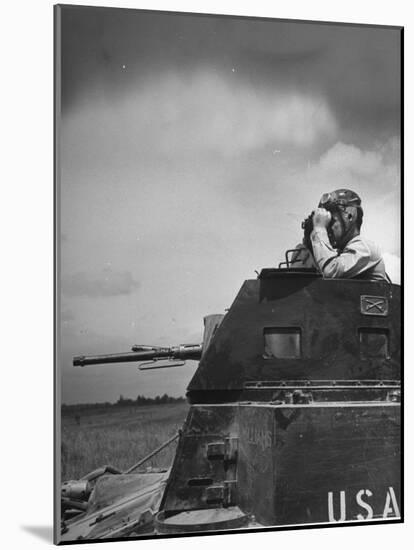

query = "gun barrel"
[[73, 344, 202, 367]]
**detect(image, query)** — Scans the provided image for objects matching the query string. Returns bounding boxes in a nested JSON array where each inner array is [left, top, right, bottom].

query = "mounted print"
[[54, 4, 403, 544]]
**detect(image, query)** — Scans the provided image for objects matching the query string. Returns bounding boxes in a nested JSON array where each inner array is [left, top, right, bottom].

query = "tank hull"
[[159, 400, 400, 530]]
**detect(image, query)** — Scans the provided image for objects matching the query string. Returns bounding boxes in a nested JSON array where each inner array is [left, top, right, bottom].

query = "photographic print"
[[55, 4, 402, 544]]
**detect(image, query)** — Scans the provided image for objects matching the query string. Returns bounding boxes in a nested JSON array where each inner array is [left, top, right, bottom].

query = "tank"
[[60, 265, 401, 541]]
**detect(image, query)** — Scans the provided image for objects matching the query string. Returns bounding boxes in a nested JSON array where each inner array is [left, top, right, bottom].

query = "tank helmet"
[[318, 189, 361, 209], [318, 189, 363, 249]]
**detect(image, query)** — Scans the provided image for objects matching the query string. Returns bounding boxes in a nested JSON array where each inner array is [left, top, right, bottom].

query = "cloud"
[[62, 71, 337, 170], [285, 137, 400, 201], [319, 144, 384, 176], [61, 8, 400, 139], [317, 140, 400, 188], [291, 137, 400, 203], [142, 72, 337, 153], [382, 252, 401, 285], [63, 268, 140, 297]]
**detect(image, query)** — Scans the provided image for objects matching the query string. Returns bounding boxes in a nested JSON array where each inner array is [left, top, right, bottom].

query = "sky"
[[58, 6, 401, 404]]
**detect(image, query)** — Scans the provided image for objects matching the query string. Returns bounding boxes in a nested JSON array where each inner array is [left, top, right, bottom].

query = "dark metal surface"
[[188, 277, 400, 397], [237, 403, 400, 525], [160, 401, 400, 526], [242, 379, 400, 403], [160, 405, 238, 514]]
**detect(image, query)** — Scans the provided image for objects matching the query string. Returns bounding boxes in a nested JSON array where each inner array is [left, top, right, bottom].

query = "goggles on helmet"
[[319, 190, 361, 211]]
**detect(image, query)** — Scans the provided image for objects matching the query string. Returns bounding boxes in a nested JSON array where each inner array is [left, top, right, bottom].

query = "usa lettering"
[[328, 487, 400, 522]]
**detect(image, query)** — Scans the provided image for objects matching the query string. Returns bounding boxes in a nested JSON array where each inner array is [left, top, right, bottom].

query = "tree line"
[[61, 394, 186, 415]]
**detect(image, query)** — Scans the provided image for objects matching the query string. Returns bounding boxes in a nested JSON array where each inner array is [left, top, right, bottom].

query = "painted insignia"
[[360, 295, 389, 317]]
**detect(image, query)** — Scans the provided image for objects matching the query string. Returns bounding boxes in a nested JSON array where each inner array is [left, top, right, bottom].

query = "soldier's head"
[[319, 189, 363, 249]]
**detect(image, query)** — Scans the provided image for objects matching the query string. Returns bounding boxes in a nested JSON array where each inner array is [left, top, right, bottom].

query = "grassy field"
[[61, 402, 189, 481]]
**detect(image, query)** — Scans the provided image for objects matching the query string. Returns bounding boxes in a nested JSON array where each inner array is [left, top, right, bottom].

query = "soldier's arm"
[[310, 228, 372, 278]]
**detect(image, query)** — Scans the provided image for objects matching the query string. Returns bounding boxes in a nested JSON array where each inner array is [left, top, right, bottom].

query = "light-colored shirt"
[[310, 228, 387, 281]]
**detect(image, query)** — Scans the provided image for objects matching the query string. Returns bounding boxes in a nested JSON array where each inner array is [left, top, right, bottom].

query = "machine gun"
[[73, 343, 203, 370]]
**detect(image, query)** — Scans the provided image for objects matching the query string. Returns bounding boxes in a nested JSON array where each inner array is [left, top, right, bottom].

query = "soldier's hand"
[[312, 207, 331, 229]]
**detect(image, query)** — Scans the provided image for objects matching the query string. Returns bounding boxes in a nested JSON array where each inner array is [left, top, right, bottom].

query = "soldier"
[[310, 189, 387, 281]]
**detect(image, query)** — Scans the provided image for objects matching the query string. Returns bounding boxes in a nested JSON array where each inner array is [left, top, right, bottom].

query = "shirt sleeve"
[[310, 227, 373, 278], [290, 243, 317, 268]]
